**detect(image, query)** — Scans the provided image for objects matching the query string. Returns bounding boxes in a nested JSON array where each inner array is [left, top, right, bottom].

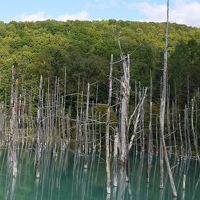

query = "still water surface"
[[0, 148, 199, 200]]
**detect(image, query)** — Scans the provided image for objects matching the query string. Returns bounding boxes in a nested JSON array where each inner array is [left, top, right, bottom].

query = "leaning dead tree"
[[159, 0, 177, 197], [128, 87, 147, 151]]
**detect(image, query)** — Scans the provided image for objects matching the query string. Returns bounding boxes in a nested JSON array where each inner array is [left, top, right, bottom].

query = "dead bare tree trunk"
[[147, 73, 153, 183], [113, 127, 118, 187], [167, 84, 172, 156], [160, 130, 164, 189], [191, 99, 200, 165], [184, 106, 188, 157], [75, 75, 80, 150], [83, 83, 90, 169], [119, 52, 130, 166], [35, 75, 43, 178], [10, 66, 18, 178], [159, 0, 177, 197], [179, 114, 184, 158], [105, 54, 113, 194], [128, 88, 147, 151]]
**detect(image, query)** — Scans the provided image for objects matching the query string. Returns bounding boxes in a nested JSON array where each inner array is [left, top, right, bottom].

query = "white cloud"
[[13, 11, 90, 22], [57, 11, 89, 21], [171, 1, 200, 27], [128, 0, 200, 27], [14, 12, 50, 22]]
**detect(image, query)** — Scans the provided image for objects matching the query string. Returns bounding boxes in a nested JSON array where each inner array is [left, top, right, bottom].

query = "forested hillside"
[[0, 20, 200, 104]]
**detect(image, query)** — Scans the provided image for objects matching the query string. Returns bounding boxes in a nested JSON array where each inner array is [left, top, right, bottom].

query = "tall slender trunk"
[[147, 73, 153, 183], [36, 75, 43, 178], [105, 54, 113, 194], [84, 83, 90, 169], [191, 99, 200, 164], [113, 127, 118, 187], [10, 66, 18, 178], [159, 0, 177, 197]]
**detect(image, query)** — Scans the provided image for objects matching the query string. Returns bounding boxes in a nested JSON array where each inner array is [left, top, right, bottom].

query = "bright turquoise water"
[[0, 149, 199, 200]]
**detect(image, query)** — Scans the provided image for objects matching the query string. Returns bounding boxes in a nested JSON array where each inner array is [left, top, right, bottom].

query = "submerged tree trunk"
[[113, 127, 118, 187], [84, 83, 90, 169], [105, 54, 113, 194], [10, 66, 18, 178], [120, 53, 130, 166], [159, 0, 177, 197], [191, 99, 200, 164], [160, 132, 164, 189], [147, 73, 153, 183], [35, 75, 43, 178]]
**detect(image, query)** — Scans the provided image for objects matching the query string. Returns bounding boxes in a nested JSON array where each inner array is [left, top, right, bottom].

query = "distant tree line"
[[0, 20, 200, 106]]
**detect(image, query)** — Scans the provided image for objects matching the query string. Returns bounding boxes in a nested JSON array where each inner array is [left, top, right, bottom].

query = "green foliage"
[[169, 39, 200, 105], [0, 20, 200, 105]]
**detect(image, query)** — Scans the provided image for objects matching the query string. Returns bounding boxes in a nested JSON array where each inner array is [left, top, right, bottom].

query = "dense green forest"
[[0, 20, 200, 105]]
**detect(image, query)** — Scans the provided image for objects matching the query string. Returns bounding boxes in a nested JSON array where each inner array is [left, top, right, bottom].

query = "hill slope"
[[0, 20, 200, 103]]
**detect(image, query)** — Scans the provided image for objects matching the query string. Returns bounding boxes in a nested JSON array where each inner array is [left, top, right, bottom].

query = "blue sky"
[[0, 0, 200, 27]]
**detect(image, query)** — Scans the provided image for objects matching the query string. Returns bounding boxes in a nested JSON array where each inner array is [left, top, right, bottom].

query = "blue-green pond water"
[[0, 148, 199, 200]]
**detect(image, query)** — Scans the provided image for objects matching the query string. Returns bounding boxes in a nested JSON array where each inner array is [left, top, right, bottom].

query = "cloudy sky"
[[0, 0, 200, 27]]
